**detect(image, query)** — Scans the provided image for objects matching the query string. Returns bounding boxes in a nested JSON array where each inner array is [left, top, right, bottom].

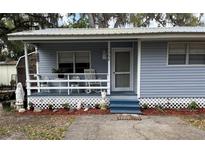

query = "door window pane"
[[115, 52, 130, 72], [115, 74, 130, 88]]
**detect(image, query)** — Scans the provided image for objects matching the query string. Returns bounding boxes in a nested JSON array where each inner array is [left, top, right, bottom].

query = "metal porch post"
[[24, 43, 31, 96], [137, 39, 141, 98], [35, 46, 40, 93], [107, 41, 111, 95]]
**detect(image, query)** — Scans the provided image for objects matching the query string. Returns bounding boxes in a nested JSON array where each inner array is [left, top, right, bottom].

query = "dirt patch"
[[142, 108, 205, 116], [0, 111, 74, 140], [17, 108, 110, 116]]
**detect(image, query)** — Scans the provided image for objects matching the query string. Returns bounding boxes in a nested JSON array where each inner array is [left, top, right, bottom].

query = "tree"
[[130, 13, 204, 27], [165, 13, 204, 26], [75, 13, 129, 28], [68, 13, 204, 28], [0, 13, 61, 61]]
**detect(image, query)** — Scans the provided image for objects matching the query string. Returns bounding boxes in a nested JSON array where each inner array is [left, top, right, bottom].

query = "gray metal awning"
[[8, 27, 205, 41]]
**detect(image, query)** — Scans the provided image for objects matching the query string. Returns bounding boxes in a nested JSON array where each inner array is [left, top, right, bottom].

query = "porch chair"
[[40, 76, 50, 93], [70, 75, 80, 94], [84, 69, 102, 94]]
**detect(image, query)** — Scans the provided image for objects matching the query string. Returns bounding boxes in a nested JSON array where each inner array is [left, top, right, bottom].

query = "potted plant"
[[52, 68, 64, 78]]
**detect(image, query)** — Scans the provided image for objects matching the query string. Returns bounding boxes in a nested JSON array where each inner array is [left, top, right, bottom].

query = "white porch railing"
[[27, 73, 110, 95]]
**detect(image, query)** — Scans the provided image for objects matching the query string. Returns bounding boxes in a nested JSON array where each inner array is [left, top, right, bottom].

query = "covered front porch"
[[24, 40, 141, 97]]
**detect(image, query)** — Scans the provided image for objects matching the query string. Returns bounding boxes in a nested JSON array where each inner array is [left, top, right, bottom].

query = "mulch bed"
[[142, 108, 205, 116], [17, 108, 110, 116]]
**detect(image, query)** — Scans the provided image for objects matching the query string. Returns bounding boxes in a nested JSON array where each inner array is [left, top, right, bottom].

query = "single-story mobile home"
[[8, 27, 205, 113]]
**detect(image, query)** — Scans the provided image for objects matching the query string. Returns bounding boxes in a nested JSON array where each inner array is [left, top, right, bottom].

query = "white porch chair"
[[70, 76, 80, 94], [84, 69, 102, 94], [40, 76, 50, 93]]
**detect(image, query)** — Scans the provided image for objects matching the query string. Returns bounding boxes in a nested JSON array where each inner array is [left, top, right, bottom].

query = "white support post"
[[137, 39, 141, 98], [107, 41, 111, 95], [67, 74, 70, 95], [24, 43, 31, 96], [35, 46, 40, 92]]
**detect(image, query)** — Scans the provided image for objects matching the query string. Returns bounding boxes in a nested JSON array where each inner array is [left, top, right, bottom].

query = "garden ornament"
[[15, 82, 25, 111], [76, 101, 82, 110], [101, 91, 107, 104]]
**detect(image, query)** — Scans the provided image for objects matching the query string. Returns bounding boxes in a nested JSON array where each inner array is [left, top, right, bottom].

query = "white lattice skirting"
[[139, 97, 205, 108], [28, 96, 109, 109]]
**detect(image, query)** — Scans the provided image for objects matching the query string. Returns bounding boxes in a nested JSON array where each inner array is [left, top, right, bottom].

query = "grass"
[[0, 111, 75, 140], [182, 115, 205, 131]]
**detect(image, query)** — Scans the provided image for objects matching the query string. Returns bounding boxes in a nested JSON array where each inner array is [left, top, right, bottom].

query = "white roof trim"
[[8, 27, 205, 41]]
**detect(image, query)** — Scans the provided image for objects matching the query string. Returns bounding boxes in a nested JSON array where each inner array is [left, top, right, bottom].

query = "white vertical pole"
[[24, 43, 31, 96], [107, 41, 111, 95], [67, 74, 70, 95], [35, 46, 40, 93], [137, 39, 141, 98]]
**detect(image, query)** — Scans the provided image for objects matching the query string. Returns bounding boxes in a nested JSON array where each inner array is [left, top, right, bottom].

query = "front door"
[[112, 48, 133, 91]]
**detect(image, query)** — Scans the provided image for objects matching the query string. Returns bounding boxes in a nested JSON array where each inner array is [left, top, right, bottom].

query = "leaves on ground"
[[0, 111, 74, 140], [183, 115, 205, 131]]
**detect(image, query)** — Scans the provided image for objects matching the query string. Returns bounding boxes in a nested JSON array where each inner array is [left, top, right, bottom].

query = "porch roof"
[[8, 27, 205, 41]]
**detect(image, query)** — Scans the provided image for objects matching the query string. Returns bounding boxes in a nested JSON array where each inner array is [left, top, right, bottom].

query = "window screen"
[[75, 52, 90, 73], [58, 52, 73, 73], [58, 51, 90, 73], [189, 43, 205, 64], [168, 43, 186, 65]]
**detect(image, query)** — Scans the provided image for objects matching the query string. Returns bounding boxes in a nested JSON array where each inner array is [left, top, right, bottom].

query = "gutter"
[[8, 33, 205, 41]]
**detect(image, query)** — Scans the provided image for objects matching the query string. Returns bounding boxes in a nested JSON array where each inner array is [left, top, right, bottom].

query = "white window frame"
[[167, 42, 205, 66], [57, 51, 91, 73]]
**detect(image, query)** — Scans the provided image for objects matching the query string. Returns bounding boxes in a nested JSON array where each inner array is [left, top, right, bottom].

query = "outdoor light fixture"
[[102, 50, 107, 60]]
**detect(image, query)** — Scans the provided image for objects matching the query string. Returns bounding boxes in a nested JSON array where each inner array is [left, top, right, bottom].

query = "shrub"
[[100, 103, 108, 110], [2, 101, 12, 112], [48, 104, 53, 110], [142, 103, 148, 109], [187, 101, 199, 110], [155, 104, 164, 113], [29, 102, 34, 111], [62, 103, 70, 110], [95, 103, 100, 109]]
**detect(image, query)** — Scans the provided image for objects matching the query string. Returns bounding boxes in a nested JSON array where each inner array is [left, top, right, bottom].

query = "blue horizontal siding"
[[38, 42, 108, 73], [37, 41, 137, 93], [141, 41, 205, 97]]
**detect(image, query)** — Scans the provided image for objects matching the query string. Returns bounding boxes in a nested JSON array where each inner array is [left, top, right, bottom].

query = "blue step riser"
[[109, 98, 141, 114], [110, 101, 139, 105], [110, 105, 140, 108]]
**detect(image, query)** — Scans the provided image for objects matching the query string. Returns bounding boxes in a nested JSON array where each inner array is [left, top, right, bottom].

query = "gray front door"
[[112, 48, 133, 91]]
